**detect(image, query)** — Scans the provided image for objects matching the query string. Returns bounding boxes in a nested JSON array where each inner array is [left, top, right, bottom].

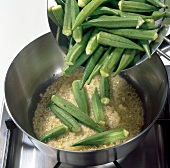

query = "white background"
[[0, 0, 170, 111], [0, 0, 51, 109]]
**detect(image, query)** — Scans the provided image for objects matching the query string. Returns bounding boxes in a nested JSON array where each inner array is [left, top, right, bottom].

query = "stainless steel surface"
[[4, 32, 168, 166]]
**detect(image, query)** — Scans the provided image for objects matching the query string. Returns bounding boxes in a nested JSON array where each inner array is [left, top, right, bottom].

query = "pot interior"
[[4, 32, 168, 147]]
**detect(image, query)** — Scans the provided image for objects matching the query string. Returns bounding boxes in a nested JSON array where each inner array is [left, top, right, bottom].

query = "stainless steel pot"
[[4, 32, 168, 166]]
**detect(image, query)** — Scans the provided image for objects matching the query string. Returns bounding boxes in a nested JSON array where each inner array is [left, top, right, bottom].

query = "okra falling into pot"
[[48, 0, 170, 80]]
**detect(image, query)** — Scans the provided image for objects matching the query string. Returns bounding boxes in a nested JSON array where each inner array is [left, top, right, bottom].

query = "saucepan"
[[4, 32, 168, 166]]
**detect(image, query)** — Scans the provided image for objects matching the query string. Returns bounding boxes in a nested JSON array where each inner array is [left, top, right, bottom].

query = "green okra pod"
[[62, 52, 91, 76], [118, 10, 162, 24], [62, 0, 72, 36], [72, 128, 129, 146], [86, 28, 100, 55], [87, 47, 113, 84], [147, 0, 167, 8], [97, 31, 144, 51], [152, 11, 166, 20], [48, 6, 58, 25], [72, 0, 106, 30], [118, 10, 153, 19], [51, 95, 103, 132], [92, 88, 105, 127], [40, 125, 68, 143], [71, 0, 83, 43], [99, 28, 158, 41], [139, 40, 151, 58], [139, 22, 160, 30], [100, 47, 125, 77], [145, 18, 154, 24], [113, 49, 137, 76], [49, 104, 81, 132], [90, 6, 120, 16], [52, 5, 64, 27], [118, 1, 159, 13], [72, 80, 89, 115], [83, 15, 145, 29], [80, 46, 105, 89], [100, 77, 110, 105], [65, 29, 93, 65]]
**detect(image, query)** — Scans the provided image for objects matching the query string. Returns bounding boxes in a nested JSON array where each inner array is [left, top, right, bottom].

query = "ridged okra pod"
[[118, 10, 153, 19], [83, 15, 145, 29], [139, 22, 160, 30], [152, 11, 166, 20], [87, 47, 113, 84], [86, 28, 99, 55], [72, 128, 129, 146], [90, 6, 120, 16], [100, 47, 124, 77], [71, 0, 83, 43], [62, 0, 72, 36], [51, 94, 103, 132], [147, 0, 167, 8], [65, 29, 93, 65], [97, 31, 144, 51], [80, 46, 105, 89], [118, 1, 159, 13], [62, 52, 91, 76], [72, 0, 106, 30], [114, 8, 163, 20], [100, 77, 110, 105], [99, 28, 158, 41], [48, 7, 58, 25], [52, 5, 64, 27], [113, 49, 137, 76], [92, 88, 105, 127], [49, 104, 81, 132], [139, 40, 151, 58], [72, 80, 89, 115], [40, 125, 68, 142]]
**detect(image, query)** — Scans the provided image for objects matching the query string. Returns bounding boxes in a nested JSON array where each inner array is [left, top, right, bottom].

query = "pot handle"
[[156, 36, 170, 61]]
